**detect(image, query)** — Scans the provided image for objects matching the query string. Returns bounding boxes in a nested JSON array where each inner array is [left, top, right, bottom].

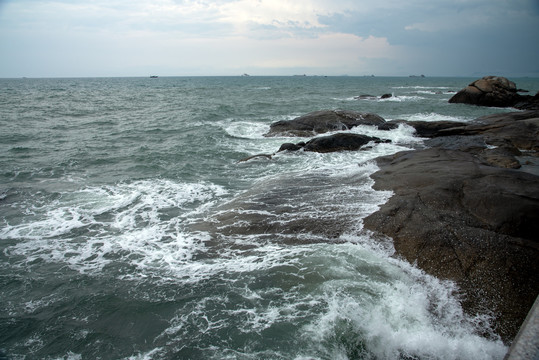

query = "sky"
[[0, 0, 538, 77]]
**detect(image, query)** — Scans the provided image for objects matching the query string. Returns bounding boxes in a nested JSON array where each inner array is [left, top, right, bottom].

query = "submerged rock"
[[354, 93, 392, 100], [264, 110, 386, 137], [449, 76, 539, 109], [278, 142, 304, 152]]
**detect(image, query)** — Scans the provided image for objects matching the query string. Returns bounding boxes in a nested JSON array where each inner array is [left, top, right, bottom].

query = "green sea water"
[[1, 76, 537, 359]]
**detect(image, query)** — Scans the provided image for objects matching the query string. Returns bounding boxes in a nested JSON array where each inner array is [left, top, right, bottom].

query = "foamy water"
[[2, 76, 531, 359]]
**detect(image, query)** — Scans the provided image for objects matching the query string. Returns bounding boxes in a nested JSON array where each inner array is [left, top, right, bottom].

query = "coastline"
[[2, 75, 535, 358]]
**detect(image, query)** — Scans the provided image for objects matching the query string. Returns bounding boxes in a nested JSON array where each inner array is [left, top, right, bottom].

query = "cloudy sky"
[[1, 0, 538, 77]]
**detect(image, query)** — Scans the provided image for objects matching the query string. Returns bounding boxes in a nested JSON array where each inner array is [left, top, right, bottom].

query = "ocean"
[[1, 76, 538, 359]]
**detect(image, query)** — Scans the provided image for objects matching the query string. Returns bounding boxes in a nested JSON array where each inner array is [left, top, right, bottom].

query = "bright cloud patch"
[[218, 0, 326, 29]]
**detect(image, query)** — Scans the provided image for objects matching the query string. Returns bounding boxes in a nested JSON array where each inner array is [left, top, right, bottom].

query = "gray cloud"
[[0, 0, 537, 77]]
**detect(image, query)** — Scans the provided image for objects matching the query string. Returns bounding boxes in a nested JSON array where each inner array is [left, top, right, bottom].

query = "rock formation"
[[264, 110, 386, 137], [449, 76, 539, 109], [364, 110, 539, 342], [255, 108, 539, 343]]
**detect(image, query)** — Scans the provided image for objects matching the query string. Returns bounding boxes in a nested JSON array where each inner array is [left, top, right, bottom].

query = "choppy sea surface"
[[2, 76, 538, 359]]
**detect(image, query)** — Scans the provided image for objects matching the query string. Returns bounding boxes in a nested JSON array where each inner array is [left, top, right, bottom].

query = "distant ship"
[[241, 73, 250, 77], [150, 75, 158, 78]]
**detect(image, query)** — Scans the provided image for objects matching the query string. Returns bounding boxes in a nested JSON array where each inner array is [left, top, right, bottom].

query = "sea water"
[[1, 76, 538, 359]]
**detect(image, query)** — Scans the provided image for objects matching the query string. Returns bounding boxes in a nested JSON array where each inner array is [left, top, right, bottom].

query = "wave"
[[414, 90, 438, 95], [119, 240, 507, 359], [299, 240, 506, 360], [401, 112, 472, 122], [381, 95, 425, 102], [1, 147, 507, 360], [392, 86, 451, 90], [1, 179, 228, 274], [221, 120, 270, 140]]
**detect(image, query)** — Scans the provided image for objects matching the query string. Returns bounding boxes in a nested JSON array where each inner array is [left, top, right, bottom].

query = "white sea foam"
[[392, 86, 451, 90], [415, 90, 438, 95], [349, 123, 421, 146], [401, 112, 472, 122], [3, 157, 506, 359], [222, 120, 269, 139], [2, 179, 228, 274], [354, 94, 426, 102], [298, 241, 508, 360], [333, 96, 358, 101], [143, 240, 507, 359], [382, 95, 425, 102], [124, 347, 164, 360]]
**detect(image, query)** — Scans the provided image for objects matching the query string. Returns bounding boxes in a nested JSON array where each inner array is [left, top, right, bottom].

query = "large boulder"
[[265, 110, 386, 137], [363, 147, 539, 343], [449, 76, 539, 109], [363, 110, 539, 342]]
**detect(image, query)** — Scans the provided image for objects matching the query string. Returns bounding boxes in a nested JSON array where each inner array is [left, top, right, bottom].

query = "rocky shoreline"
[[239, 77, 539, 344], [264, 112, 538, 346], [361, 79, 539, 342], [362, 111, 539, 342]]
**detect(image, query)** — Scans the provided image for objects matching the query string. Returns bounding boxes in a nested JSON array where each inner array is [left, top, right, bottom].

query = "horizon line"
[[3, 74, 539, 80]]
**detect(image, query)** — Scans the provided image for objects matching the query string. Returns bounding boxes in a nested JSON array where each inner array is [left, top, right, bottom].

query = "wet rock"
[[364, 148, 539, 342], [355, 93, 393, 100], [377, 120, 404, 131], [190, 172, 373, 243], [278, 142, 304, 152], [514, 91, 539, 110], [479, 147, 522, 169], [423, 135, 487, 151], [303, 133, 389, 153], [264, 110, 386, 137]]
